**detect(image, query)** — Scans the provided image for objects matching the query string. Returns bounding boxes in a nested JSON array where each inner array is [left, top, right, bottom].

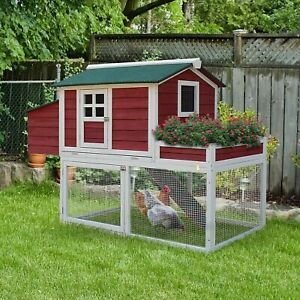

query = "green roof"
[[54, 63, 192, 87]]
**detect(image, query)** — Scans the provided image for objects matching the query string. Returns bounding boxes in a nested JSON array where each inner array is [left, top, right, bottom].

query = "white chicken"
[[143, 190, 184, 230]]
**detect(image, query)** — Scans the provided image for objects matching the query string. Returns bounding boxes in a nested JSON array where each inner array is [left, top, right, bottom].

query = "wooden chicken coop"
[[28, 58, 267, 252]]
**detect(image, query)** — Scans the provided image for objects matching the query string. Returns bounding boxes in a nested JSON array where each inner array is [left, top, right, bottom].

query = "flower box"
[[159, 143, 264, 162]]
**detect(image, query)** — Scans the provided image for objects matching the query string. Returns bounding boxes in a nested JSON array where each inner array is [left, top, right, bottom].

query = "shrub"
[[292, 154, 300, 168]]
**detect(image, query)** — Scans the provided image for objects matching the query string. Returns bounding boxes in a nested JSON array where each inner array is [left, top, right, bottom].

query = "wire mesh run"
[[67, 166, 121, 226], [130, 167, 207, 247], [215, 164, 262, 245], [63, 162, 265, 251]]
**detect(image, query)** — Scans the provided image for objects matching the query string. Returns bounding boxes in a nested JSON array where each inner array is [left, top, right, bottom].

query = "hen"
[[143, 190, 184, 230]]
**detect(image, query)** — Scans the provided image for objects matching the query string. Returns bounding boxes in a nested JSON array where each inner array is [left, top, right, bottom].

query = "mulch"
[[267, 192, 300, 207]]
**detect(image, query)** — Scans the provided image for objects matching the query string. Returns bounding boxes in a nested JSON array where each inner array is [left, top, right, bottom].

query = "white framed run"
[[60, 140, 267, 252]]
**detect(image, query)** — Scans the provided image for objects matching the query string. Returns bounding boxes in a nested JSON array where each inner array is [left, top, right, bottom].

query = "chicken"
[[143, 190, 184, 230], [159, 184, 170, 206], [135, 191, 148, 215]]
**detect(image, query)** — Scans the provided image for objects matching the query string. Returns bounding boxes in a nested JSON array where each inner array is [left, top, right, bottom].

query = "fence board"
[[244, 68, 258, 112], [282, 70, 299, 195], [206, 67, 224, 104], [221, 68, 233, 105], [257, 70, 272, 188], [257, 70, 272, 129], [269, 69, 285, 194], [232, 68, 244, 111]]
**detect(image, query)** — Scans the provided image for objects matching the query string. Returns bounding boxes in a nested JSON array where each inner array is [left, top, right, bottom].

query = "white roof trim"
[[86, 58, 201, 70]]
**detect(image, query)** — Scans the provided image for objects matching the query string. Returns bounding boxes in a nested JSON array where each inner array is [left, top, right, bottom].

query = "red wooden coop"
[[28, 59, 267, 252]]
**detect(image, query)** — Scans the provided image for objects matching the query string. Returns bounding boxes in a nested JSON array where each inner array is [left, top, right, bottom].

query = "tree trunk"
[[121, 0, 175, 26], [182, 0, 194, 23]]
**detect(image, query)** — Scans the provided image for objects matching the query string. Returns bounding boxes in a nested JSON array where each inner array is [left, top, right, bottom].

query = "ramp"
[[146, 168, 206, 227]]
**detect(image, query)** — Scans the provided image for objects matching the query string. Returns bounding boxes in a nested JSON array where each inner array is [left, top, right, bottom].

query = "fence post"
[[233, 29, 248, 67], [56, 64, 61, 82]]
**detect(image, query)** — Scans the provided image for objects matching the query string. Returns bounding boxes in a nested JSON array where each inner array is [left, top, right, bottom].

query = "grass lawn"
[[92, 208, 250, 247], [0, 182, 300, 299]]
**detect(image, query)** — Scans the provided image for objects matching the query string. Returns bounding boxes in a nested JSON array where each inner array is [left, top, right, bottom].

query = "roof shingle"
[[54, 63, 192, 87]]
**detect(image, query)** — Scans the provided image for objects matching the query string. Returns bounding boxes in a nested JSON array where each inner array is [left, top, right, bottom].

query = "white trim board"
[[57, 83, 152, 91], [87, 58, 201, 70], [177, 80, 200, 117]]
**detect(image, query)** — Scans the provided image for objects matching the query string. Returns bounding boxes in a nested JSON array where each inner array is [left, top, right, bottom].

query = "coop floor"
[[77, 208, 254, 247]]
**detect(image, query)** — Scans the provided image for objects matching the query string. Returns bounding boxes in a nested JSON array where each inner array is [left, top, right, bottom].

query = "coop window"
[[82, 91, 106, 119], [178, 80, 199, 117]]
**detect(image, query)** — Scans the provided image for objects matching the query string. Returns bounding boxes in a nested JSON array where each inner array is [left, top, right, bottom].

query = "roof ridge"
[[87, 58, 201, 70]]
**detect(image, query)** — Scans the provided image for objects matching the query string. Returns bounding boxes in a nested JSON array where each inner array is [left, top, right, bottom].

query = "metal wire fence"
[[62, 161, 264, 251], [68, 166, 121, 225], [215, 164, 262, 245], [0, 80, 55, 156]]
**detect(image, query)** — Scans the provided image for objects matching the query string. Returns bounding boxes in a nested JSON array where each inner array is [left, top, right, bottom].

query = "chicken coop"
[[28, 58, 267, 252]]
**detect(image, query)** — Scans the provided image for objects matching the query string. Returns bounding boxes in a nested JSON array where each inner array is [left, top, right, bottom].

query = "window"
[[83, 92, 106, 119], [178, 80, 199, 117]]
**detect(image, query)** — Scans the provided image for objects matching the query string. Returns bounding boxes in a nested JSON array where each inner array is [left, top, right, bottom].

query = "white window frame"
[[177, 80, 199, 117], [80, 89, 109, 149], [82, 90, 106, 120]]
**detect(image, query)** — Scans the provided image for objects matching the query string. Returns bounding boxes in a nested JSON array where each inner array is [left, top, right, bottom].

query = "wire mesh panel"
[[215, 164, 262, 245], [67, 166, 121, 226], [130, 167, 207, 248], [0, 81, 55, 156]]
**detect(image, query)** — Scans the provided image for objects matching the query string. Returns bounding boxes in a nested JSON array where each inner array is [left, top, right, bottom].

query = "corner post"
[[205, 144, 216, 251], [121, 166, 131, 235], [60, 159, 68, 222], [260, 137, 268, 226], [233, 29, 248, 67]]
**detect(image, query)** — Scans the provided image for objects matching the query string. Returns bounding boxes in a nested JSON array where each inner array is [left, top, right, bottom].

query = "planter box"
[[159, 143, 264, 162]]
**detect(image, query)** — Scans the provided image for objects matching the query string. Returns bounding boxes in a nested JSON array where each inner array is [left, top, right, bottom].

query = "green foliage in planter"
[[218, 102, 279, 160], [154, 113, 265, 148]]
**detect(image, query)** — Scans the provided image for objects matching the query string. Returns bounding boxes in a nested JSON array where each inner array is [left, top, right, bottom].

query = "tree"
[[0, 0, 124, 74], [120, 0, 176, 25], [193, 0, 300, 33]]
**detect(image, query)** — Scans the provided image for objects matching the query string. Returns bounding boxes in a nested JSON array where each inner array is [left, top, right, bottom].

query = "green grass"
[[1, 182, 300, 299], [68, 183, 120, 224], [92, 208, 250, 247]]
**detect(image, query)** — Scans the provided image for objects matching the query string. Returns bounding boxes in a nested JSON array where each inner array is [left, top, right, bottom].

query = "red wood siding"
[[160, 146, 206, 161], [216, 144, 263, 161], [159, 144, 263, 162], [84, 122, 104, 143], [158, 69, 216, 124], [112, 87, 148, 151], [65, 90, 77, 147], [28, 102, 59, 155]]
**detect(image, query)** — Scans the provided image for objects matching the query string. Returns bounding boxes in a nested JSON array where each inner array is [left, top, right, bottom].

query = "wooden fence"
[[90, 33, 300, 197], [3, 33, 299, 196], [207, 67, 300, 197]]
